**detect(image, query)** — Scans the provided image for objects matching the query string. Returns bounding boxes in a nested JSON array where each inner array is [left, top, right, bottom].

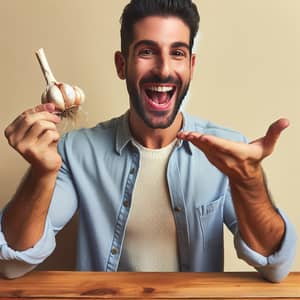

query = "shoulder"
[[63, 115, 123, 141], [58, 114, 125, 154], [183, 112, 247, 143]]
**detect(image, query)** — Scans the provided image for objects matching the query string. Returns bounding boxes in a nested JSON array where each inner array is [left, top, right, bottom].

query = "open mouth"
[[143, 85, 176, 110]]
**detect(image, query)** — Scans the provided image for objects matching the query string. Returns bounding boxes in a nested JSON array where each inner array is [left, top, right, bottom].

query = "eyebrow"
[[132, 40, 190, 52]]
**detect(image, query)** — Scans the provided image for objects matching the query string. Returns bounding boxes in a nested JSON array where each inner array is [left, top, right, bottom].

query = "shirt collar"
[[179, 111, 193, 155], [115, 111, 132, 155]]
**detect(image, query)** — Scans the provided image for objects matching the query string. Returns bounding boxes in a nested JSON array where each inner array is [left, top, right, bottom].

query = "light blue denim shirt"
[[0, 112, 297, 281]]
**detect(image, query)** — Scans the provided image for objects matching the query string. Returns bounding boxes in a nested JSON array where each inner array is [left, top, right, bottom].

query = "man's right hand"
[[4, 103, 62, 173]]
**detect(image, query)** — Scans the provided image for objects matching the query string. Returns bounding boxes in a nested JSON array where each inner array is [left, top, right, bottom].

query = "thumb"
[[34, 103, 56, 113], [263, 118, 289, 155]]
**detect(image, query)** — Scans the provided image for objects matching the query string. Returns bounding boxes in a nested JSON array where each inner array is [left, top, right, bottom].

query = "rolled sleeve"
[[0, 213, 56, 265], [234, 209, 297, 282]]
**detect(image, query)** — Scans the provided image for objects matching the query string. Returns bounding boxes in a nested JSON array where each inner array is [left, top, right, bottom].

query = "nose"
[[154, 53, 171, 80]]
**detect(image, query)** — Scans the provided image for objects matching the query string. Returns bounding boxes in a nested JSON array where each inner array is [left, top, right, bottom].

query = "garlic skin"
[[42, 85, 65, 111], [35, 48, 85, 115], [58, 82, 76, 108], [74, 86, 85, 106]]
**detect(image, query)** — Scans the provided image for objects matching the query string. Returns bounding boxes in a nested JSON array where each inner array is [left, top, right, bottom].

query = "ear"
[[114, 51, 126, 80], [190, 53, 196, 80]]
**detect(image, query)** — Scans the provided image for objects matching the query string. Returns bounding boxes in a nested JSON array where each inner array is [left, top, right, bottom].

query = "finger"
[[265, 118, 289, 142], [22, 120, 58, 143], [7, 103, 57, 129], [37, 129, 60, 147], [177, 131, 208, 152], [177, 131, 203, 141], [5, 110, 60, 147], [17, 130, 60, 167], [178, 131, 247, 175], [263, 118, 289, 155], [16, 121, 55, 149], [178, 131, 244, 156], [7, 112, 60, 144], [15, 125, 59, 157], [27, 103, 56, 113]]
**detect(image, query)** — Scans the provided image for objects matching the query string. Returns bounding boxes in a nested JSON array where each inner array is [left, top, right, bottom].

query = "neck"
[[129, 111, 183, 149]]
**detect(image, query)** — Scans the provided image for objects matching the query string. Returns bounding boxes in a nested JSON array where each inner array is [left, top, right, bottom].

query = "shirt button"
[[123, 200, 130, 207], [111, 247, 118, 255], [174, 206, 182, 212]]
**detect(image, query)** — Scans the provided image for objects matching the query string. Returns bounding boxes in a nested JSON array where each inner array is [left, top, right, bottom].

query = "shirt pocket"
[[196, 195, 224, 250]]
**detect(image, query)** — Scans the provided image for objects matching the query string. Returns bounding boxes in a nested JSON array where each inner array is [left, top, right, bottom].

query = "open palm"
[[177, 119, 289, 183]]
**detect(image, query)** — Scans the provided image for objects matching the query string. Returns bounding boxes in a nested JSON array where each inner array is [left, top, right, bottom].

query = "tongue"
[[149, 91, 170, 104]]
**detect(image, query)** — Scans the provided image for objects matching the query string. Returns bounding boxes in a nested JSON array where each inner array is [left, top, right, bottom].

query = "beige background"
[[0, 0, 299, 271]]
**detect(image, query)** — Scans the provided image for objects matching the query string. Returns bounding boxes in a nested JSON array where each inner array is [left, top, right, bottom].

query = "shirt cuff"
[[0, 212, 56, 265], [234, 209, 297, 282]]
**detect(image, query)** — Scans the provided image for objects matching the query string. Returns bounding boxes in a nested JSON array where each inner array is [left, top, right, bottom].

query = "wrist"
[[229, 164, 265, 190], [229, 166, 275, 210], [29, 166, 59, 182]]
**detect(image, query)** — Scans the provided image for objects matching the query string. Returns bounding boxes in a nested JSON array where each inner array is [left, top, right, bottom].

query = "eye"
[[172, 49, 186, 58], [138, 48, 155, 57]]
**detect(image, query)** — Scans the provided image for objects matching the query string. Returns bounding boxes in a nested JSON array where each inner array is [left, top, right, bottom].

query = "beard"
[[126, 74, 190, 129]]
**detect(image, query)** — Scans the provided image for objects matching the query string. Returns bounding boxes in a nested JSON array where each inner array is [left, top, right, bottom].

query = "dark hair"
[[120, 0, 200, 58]]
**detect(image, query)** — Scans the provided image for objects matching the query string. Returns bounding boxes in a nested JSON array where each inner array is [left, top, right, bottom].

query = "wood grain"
[[0, 272, 299, 299]]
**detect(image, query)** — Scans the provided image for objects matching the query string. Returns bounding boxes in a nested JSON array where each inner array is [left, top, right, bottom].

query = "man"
[[0, 0, 297, 281]]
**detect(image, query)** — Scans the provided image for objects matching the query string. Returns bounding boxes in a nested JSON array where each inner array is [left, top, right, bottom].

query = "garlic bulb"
[[35, 48, 85, 116]]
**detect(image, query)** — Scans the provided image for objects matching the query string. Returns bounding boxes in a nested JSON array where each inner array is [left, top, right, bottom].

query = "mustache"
[[140, 75, 180, 85]]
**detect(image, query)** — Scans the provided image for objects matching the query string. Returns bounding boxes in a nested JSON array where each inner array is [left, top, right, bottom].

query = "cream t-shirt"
[[118, 139, 179, 271]]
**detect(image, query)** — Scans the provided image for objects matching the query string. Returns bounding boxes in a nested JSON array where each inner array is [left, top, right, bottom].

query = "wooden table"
[[0, 272, 299, 299]]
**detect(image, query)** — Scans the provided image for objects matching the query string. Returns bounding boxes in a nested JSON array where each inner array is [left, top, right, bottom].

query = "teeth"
[[147, 86, 174, 92]]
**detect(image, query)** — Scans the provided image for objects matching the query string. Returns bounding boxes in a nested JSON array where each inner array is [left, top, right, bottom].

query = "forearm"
[[2, 167, 58, 251], [230, 168, 285, 256]]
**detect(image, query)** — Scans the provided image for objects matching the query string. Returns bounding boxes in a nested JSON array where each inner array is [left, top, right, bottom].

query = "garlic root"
[[35, 48, 85, 116]]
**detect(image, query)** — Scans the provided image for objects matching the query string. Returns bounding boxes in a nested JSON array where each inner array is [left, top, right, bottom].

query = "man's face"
[[122, 16, 195, 129]]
